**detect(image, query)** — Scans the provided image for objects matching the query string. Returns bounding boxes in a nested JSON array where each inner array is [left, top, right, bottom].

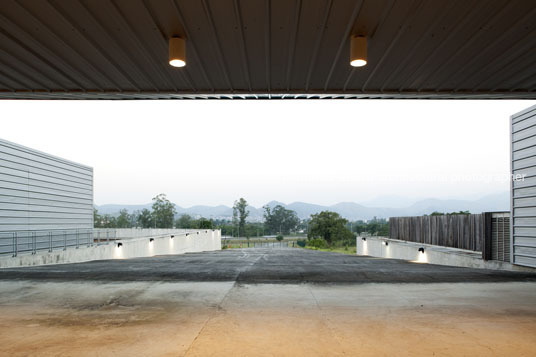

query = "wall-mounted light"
[[186, 233, 189, 236], [362, 237, 367, 241], [350, 35, 367, 67], [418, 247, 425, 253], [170, 235, 175, 239], [383, 241, 389, 246], [169, 37, 186, 67], [197, 232, 199, 235], [117, 242, 123, 248], [150, 238, 154, 242]]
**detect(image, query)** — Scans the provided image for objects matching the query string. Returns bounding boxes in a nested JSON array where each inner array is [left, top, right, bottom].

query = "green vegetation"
[[94, 195, 390, 248], [94, 193, 175, 228], [307, 237, 328, 249], [350, 217, 389, 236], [137, 208, 154, 228], [175, 214, 214, 229], [233, 198, 249, 237], [263, 205, 300, 235], [428, 210, 470, 216], [305, 245, 357, 255], [308, 211, 354, 245], [151, 194, 176, 228]]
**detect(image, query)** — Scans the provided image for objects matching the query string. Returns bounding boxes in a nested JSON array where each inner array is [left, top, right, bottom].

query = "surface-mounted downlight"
[[350, 35, 367, 67], [418, 247, 425, 253], [150, 238, 154, 242], [169, 37, 186, 67], [117, 242, 122, 248]]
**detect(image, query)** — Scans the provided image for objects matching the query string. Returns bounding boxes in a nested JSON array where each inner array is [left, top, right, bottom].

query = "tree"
[[116, 209, 131, 228], [93, 208, 102, 228], [130, 210, 140, 227], [152, 194, 176, 228], [100, 214, 117, 228], [175, 214, 194, 228], [198, 218, 213, 229], [263, 205, 299, 235], [233, 198, 249, 237], [308, 211, 353, 244], [137, 208, 154, 228]]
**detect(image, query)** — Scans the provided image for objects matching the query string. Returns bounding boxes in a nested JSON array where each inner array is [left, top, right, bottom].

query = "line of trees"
[[94, 194, 176, 229], [93, 195, 389, 242]]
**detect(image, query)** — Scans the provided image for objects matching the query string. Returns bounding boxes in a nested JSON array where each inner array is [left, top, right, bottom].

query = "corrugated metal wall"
[[511, 105, 536, 268], [0, 138, 93, 232]]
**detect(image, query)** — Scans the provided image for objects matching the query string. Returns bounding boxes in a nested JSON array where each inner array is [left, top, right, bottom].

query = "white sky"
[[2, 100, 534, 207]]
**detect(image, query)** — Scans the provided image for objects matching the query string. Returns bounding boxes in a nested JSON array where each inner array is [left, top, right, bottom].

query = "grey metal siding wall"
[[511, 105, 536, 268], [0, 138, 93, 232]]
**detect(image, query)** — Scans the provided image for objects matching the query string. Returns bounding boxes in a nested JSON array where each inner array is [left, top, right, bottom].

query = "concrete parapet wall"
[[357, 236, 533, 272], [0, 229, 221, 268]]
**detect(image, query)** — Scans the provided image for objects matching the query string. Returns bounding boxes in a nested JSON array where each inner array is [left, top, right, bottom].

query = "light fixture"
[[418, 247, 425, 253], [169, 37, 186, 67], [150, 238, 154, 242], [362, 237, 367, 241], [383, 241, 388, 246], [350, 35, 367, 67], [170, 235, 174, 239], [117, 242, 123, 248]]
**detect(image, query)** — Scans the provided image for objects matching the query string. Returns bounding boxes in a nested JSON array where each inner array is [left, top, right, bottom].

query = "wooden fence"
[[389, 214, 484, 252]]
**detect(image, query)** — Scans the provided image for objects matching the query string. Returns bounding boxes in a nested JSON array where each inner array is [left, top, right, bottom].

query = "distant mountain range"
[[95, 192, 509, 221]]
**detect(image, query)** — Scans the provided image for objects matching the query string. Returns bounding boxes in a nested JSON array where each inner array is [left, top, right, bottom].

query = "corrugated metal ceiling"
[[0, 0, 535, 99]]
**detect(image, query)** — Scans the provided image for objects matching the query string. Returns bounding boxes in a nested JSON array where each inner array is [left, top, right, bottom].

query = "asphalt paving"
[[1, 248, 535, 284]]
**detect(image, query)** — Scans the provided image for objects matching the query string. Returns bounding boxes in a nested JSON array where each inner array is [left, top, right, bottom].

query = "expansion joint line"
[[306, 285, 346, 350], [183, 251, 264, 356]]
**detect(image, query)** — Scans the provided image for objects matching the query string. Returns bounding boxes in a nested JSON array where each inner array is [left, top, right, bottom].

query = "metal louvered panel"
[[511, 105, 536, 268], [491, 212, 510, 262]]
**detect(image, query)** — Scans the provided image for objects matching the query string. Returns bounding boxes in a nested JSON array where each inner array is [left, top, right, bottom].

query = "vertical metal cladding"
[[511, 105, 536, 268], [0, 138, 93, 232]]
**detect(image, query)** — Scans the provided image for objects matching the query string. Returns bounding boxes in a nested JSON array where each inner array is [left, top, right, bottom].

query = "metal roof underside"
[[0, 0, 535, 100]]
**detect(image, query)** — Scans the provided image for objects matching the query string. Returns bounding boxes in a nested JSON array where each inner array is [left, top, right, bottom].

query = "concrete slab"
[[1, 248, 535, 356], [1, 248, 535, 283]]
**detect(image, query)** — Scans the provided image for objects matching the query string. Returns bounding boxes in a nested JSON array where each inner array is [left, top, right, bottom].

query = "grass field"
[[221, 239, 299, 249], [303, 246, 357, 255], [222, 239, 357, 255]]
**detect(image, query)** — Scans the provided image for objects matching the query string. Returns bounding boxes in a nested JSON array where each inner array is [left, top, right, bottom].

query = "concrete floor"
[[1, 248, 536, 356]]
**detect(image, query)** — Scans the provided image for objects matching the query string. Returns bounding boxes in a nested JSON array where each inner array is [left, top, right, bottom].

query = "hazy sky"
[[2, 100, 534, 207]]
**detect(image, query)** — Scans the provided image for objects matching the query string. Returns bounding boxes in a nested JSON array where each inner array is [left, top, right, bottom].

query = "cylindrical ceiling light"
[[350, 35, 367, 67], [169, 37, 186, 67]]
